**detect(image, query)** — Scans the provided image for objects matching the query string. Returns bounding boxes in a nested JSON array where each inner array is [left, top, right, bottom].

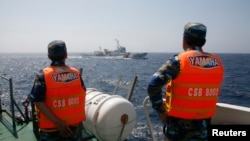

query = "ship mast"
[[114, 39, 120, 50]]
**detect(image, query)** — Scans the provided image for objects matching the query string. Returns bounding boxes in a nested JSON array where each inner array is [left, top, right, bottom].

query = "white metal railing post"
[[143, 96, 156, 141]]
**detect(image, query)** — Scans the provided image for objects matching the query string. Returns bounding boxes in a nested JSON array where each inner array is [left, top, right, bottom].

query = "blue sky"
[[0, 0, 249, 53]]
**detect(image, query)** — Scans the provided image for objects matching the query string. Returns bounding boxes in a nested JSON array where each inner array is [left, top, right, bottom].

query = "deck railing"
[[0, 75, 29, 138]]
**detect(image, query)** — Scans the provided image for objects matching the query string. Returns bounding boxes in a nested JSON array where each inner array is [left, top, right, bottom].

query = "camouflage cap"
[[48, 40, 67, 58], [183, 22, 207, 39]]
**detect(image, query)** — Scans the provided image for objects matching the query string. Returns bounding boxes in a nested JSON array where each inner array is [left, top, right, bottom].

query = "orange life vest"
[[165, 50, 224, 119], [38, 66, 86, 129]]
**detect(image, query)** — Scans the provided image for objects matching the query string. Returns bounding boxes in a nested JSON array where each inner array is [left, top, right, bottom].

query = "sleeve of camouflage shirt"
[[29, 69, 46, 102], [147, 54, 180, 113]]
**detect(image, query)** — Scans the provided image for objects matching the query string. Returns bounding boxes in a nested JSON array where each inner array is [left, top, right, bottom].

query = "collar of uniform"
[[50, 61, 65, 66]]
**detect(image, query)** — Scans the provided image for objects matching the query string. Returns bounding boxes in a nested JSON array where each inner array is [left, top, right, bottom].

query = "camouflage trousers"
[[39, 124, 82, 141], [163, 116, 211, 141]]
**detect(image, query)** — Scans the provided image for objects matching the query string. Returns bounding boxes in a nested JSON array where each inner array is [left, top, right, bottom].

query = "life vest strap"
[[174, 83, 220, 88], [40, 123, 79, 132], [172, 93, 218, 100]]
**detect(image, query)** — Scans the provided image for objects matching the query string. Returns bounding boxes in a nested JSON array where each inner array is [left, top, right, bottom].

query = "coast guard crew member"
[[29, 40, 86, 141], [147, 22, 224, 141]]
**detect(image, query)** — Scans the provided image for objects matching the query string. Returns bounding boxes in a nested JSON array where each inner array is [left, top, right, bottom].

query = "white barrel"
[[83, 88, 136, 141]]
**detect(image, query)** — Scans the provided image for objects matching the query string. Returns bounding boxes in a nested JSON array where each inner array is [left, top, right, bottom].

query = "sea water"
[[0, 52, 250, 140]]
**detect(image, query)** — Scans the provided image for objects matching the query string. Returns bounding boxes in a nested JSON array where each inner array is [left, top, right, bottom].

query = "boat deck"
[[0, 113, 97, 141], [0, 112, 36, 141]]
